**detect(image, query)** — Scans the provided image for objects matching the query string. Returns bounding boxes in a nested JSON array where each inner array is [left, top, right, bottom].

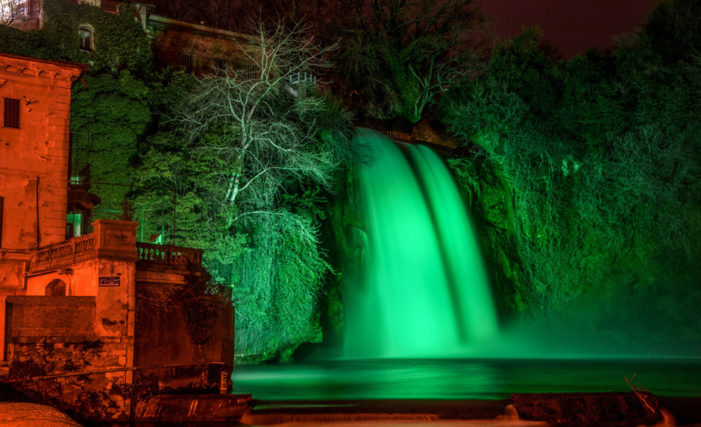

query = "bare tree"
[[160, 21, 345, 359], [0, 0, 24, 26], [176, 20, 339, 230]]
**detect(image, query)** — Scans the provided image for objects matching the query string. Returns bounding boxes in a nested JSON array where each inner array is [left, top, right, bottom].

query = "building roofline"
[[148, 14, 257, 44], [0, 52, 88, 73]]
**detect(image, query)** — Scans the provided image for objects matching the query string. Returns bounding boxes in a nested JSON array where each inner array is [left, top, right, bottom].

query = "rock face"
[[511, 392, 663, 425], [0, 403, 82, 426], [8, 340, 131, 422]]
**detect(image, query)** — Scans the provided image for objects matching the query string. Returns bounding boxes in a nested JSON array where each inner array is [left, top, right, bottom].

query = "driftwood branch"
[[625, 374, 657, 414]]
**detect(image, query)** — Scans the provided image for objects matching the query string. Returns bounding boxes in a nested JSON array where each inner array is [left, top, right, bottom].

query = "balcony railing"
[[27, 221, 203, 274], [29, 234, 96, 273], [137, 242, 203, 267]]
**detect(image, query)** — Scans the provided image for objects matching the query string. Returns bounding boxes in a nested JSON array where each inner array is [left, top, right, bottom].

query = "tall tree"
[[175, 21, 339, 230], [337, 0, 488, 126]]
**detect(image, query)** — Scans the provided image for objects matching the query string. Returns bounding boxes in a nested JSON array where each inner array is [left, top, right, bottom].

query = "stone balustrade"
[[28, 220, 202, 273], [29, 234, 96, 273], [137, 242, 203, 266]]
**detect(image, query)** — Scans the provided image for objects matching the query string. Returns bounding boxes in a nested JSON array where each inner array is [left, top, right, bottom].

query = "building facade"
[[0, 51, 235, 422], [0, 52, 86, 293], [145, 14, 259, 75]]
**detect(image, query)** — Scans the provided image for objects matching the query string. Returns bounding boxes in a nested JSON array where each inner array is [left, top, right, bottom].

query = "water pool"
[[232, 358, 701, 400]]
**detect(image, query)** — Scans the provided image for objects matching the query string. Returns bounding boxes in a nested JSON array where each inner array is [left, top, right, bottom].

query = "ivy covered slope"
[[440, 2, 701, 353], [0, 0, 151, 72], [71, 70, 153, 216]]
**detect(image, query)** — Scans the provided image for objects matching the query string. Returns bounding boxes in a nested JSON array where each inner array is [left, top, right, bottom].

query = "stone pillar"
[[93, 220, 138, 262], [91, 220, 138, 389]]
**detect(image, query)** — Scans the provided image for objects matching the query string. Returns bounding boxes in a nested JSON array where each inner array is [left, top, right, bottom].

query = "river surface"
[[232, 358, 701, 400]]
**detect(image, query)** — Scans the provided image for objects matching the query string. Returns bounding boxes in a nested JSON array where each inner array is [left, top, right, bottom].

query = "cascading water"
[[343, 128, 498, 358]]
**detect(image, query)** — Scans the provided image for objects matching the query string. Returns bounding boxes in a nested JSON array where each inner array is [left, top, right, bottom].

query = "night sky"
[[477, 0, 662, 56]]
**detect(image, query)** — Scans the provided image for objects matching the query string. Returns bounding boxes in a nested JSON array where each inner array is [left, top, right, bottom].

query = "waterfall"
[[343, 128, 498, 358]]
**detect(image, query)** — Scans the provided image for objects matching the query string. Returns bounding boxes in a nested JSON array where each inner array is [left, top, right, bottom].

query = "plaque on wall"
[[98, 276, 120, 287]]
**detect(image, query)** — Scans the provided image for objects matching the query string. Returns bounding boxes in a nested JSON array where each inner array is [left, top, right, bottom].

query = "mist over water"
[[342, 129, 498, 358]]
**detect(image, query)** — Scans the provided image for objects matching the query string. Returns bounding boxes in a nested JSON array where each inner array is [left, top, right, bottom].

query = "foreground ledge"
[[0, 403, 81, 426], [239, 393, 701, 426], [134, 393, 252, 423]]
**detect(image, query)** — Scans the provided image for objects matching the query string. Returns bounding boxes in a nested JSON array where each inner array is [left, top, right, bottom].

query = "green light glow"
[[233, 358, 701, 400], [342, 129, 498, 358]]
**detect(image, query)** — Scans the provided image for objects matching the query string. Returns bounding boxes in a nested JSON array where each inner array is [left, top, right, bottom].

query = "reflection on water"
[[233, 358, 701, 400]]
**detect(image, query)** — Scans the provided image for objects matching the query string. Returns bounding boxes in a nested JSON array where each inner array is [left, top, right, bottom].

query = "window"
[[66, 212, 83, 238], [181, 52, 195, 73], [26, 0, 39, 17], [213, 58, 226, 73], [79, 25, 94, 52], [3, 98, 19, 128]]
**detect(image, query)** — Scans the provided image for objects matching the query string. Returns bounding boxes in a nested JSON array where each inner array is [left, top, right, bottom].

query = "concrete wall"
[[4, 296, 95, 341], [25, 220, 137, 340], [4, 285, 132, 421], [4, 295, 132, 421], [2, 220, 232, 420], [9, 340, 132, 422]]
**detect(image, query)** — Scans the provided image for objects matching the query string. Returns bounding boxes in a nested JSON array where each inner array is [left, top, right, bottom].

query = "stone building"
[[0, 52, 85, 303], [0, 52, 235, 422], [8, 219, 234, 421], [5, 0, 259, 76], [143, 14, 259, 75], [2, 0, 42, 30]]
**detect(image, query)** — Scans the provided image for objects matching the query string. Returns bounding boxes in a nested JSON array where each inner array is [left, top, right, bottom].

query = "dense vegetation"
[[0, 0, 150, 71], [440, 17, 701, 352], [3, 0, 700, 359], [129, 24, 352, 361]]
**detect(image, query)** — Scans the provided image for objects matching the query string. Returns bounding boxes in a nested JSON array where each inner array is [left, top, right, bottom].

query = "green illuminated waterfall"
[[343, 129, 498, 358]]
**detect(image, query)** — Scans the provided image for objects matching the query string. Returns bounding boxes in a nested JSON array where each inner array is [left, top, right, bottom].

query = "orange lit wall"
[[0, 53, 84, 289]]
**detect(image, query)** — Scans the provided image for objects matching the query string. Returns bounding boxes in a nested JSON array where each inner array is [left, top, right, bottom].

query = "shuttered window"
[[3, 98, 20, 128]]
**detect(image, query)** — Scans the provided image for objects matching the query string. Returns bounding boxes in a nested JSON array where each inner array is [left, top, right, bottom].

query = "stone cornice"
[[0, 53, 86, 88]]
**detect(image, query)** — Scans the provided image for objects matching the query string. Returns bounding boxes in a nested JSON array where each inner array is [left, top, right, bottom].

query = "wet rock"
[[511, 392, 663, 425]]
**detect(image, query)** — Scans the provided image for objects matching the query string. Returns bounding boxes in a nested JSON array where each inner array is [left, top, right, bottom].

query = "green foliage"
[[644, 0, 701, 63], [131, 23, 352, 361], [71, 70, 152, 217], [441, 27, 701, 352], [337, 0, 485, 125], [0, 0, 151, 72]]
